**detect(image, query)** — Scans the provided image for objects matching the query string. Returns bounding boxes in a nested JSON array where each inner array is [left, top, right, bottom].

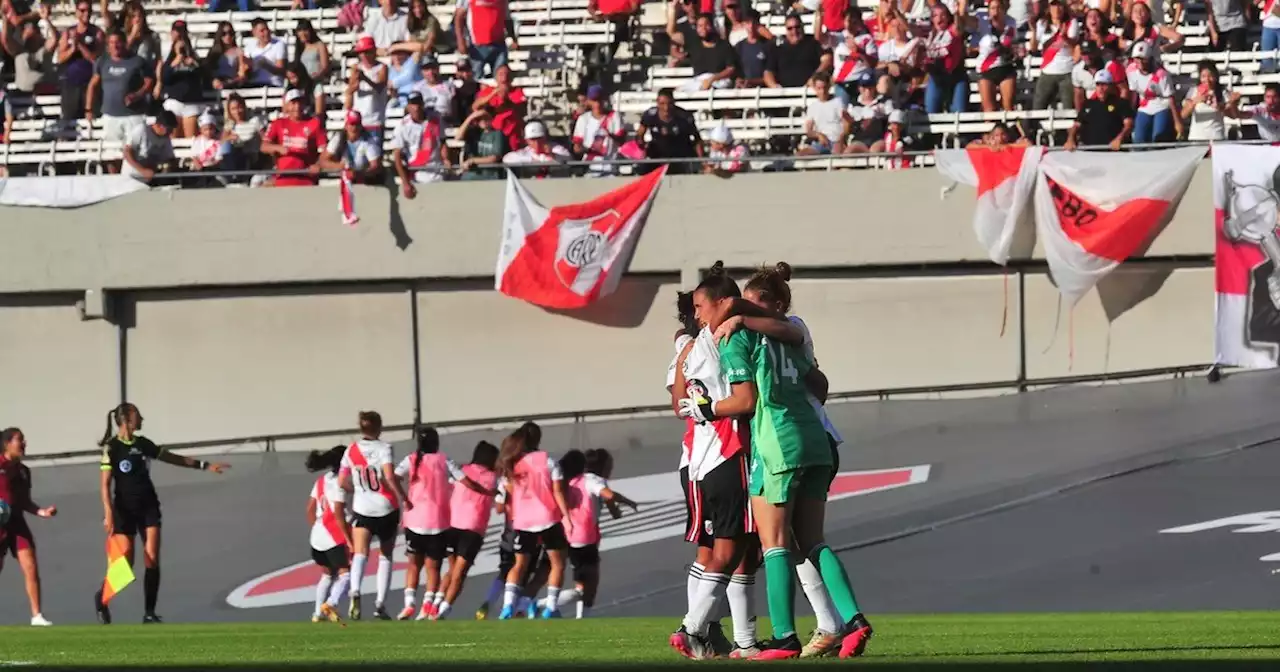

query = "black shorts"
[[112, 501, 162, 537], [828, 434, 841, 486], [311, 546, 349, 572], [569, 544, 600, 570], [353, 510, 400, 544], [498, 547, 517, 577], [514, 523, 568, 556], [449, 528, 485, 564], [680, 467, 713, 548], [980, 64, 1017, 83], [693, 451, 753, 540], [405, 529, 448, 561]]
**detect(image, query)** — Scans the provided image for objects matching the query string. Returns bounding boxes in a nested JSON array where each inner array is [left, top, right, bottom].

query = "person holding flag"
[[0, 428, 57, 626], [392, 91, 450, 198]]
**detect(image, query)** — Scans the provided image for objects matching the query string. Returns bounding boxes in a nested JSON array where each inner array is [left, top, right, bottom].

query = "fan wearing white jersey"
[[338, 411, 409, 621], [305, 445, 353, 622]]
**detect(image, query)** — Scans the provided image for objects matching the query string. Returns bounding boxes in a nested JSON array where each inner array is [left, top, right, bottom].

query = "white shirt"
[[327, 132, 383, 171], [848, 94, 894, 123], [1248, 103, 1280, 142], [805, 97, 846, 145], [683, 327, 744, 481], [667, 333, 695, 470], [353, 62, 389, 129], [973, 15, 1018, 72], [833, 33, 876, 83], [243, 38, 286, 86], [1071, 61, 1096, 96], [364, 8, 410, 48], [340, 438, 397, 518], [788, 315, 843, 444], [190, 135, 225, 167], [1186, 96, 1226, 142], [122, 124, 174, 180], [1128, 67, 1173, 114], [309, 472, 349, 551], [393, 114, 447, 171], [411, 80, 455, 119], [502, 144, 571, 165], [877, 38, 919, 66], [1035, 19, 1079, 76], [572, 111, 623, 160]]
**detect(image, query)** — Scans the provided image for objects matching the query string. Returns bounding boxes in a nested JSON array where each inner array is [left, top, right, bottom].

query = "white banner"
[[1213, 144, 1280, 369], [0, 175, 148, 208]]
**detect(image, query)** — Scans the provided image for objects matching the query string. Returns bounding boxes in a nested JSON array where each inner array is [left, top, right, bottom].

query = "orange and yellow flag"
[[100, 536, 134, 603]]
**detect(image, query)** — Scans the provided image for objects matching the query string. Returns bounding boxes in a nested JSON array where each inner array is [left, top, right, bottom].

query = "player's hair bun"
[[707, 260, 726, 277], [774, 261, 792, 282]]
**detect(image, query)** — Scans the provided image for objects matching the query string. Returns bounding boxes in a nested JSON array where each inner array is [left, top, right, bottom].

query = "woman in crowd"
[[156, 20, 206, 138], [293, 19, 331, 87], [406, 0, 444, 53], [1030, 0, 1079, 111], [0, 427, 57, 627], [1119, 0, 1182, 58], [1180, 59, 1241, 141], [206, 21, 248, 90], [1127, 41, 1179, 143], [386, 44, 425, 109], [305, 445, 351, 623], [969, 0, 1018, 112], [221, 93, 264, 178], [285, 62, 320, 116], [923, 3, 966, 114], [1079, 8, 1120, 55], [106, 0, 159, 64]]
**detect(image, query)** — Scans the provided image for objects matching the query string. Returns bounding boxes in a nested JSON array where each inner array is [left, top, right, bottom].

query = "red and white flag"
[[338, 169, 359, 227], [1214, 144, 1280, 369], [1034, 147, 1203, 306], [936, 145, 1043, 265], [496, 167, 667, 309]]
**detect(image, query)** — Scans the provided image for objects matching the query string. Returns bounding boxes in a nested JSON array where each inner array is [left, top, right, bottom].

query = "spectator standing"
[[454, 108, 507, 179], [1238, 84, 1280, 142], [704, 124, 748, 175], [765, 13, 829, 88], [798, 72, 850, 154], [1065, 69, 1133, 150], [735, 10, 773, 87], [572, 84, 624, 174], [206, 21, 248, 90], [366, 0, 410, 54], [406, 0, 444, 54], [969, 0, 1018, 112], [455, 0, 517, 77], [345, 35, 389, 142], [1263, 0, 1280, 74], [387, 45, 424, 109], [121, 110, 175, 184], [324, 110, 385, 184], [815, 0, 849, 48], [56, 0, 103, 128], [3, 6, 57, 97], [473, 63, 526, 150], [1031, 1, 1079, 111], [1118, 1, 1182, 60], [1080, 9, 1120, 54], [668, 13, 738, 91], [635, 88, 701, 173], [392, 91, 450, 196], [412, 56, 455, 121], [1207, 0, 1247, 51], [1181, 60, 1239, 142], [502, 119, 570, 177], [832, 9, 876, 101], [244, 18, 286, 87], [104, 1, 159, 66], [221, 93, 264, 176], [87, 31, 154, 145], [261, 88, 324, 186], [450, 59, 480, 123], [923, 4, 966, 113], [156, 22, 206, 139], [846, 71, 893, 151], [720, 1, 772, 45], [1127, 42, 1177, 143], [293, 20, 332, 90], [876, 15, 923, 82]]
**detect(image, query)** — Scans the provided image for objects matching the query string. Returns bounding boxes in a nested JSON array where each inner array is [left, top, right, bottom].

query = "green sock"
[[815, 544, 860, 624], [762, 547, 796, 640]]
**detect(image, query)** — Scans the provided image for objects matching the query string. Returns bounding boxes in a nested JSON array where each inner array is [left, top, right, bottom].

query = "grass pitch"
[[2, 613, 1280, 670]]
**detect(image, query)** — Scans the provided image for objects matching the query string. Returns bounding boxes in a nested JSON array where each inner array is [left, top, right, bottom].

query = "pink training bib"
[[451, 463, 498, 533], [511, 451, 560, 532], [565, 474, 601, 546], [403, 452, 451, 532]]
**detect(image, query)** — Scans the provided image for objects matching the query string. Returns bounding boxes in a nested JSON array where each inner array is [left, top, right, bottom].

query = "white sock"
[[403, 587, 417, 610], [545, 586, 560, 612], [728, 574, 758, 648], [502, 583, 519, 609], [349, 554, 368, 600], [433, 591, 445, 608], [376, 555, 394, 607], [422, 591, 435, 610], [687, 563, 705, 612], [315, 573, 333, 616], [712, 590, 729, 622], [576, 602, 588, 619], [437, 601, 452, 618], [797, 558, 842, 634], [682, 572, 729, 637], [327, 573, 350, 606]]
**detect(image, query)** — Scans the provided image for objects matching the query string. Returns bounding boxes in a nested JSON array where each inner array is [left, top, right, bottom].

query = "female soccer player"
[[497, 422, 573, 620], [0, 427, 57, 626], [306, 445, 352, 623], [340, 411, 409, 621], [439, 440, 500, 620], [95, 403, 230, 625], [560, 448, 637, 619]]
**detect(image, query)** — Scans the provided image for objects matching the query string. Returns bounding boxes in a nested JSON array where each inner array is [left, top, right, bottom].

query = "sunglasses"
[[786, 24, 801, 30]]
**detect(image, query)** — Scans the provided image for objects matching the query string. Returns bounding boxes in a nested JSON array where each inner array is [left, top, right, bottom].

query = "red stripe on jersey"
[[346, 443, 398, 507], [315, 477, 347, 547], [682, 418, 695, 462], [714, 418, 745, 459]]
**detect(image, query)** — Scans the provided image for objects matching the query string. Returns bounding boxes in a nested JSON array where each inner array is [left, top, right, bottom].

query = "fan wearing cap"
[[261, 88, 325, 186], [882, 108, 911, 169], [703, 124, 748, 175], [345, 35, 390, 143], [189, 112, 227, 173], [156, 20, 206, 139], [122, 111, 176, 184], [244, 18, 287, 87], [572, 85, 624, 174], [411, 55, 455, 121], [1064, 67, 1134, 151], [1125, 40, 1179, 144], [392, 91, 450, 198], [453, 108, 507, 179], [502, 120, 570, 175], [323, 110, 385, 184], [385, 43, 425, 109], [845, 71, 893, 152], [450, 59, 480, 126]]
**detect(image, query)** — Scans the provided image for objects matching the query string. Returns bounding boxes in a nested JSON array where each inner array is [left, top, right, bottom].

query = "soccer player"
[[95, 403, 230, 625], [497, 422, 574, 620], [306, 445, 352, 623], [557, 448, 637, 618], [0, 427, 57, 626], [339, 411, 409, 621], [682, 268, 873, 660], [440, 441, 500, 620]]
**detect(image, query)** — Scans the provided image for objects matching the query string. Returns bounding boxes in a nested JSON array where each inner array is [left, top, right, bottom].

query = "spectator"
[[454, 108, 507, 180], [285, 62, 319, 116], [56, 0, 103, 127], [221, 93, 264, 175], [1264, 0, 1280, 74], [345, 35, 389, 142], [1207, 0, 1247, 52], [1127, 42, 1178, 143], [635, 88, 702, 174], [121, 110, 175, 184], [1119, 1, 1182, 58], [206, 21, 248, 90], [1079, 9, 1120, 54], [455, 0, 517, 77], [450, 59, 480, 124], [968, 0, 1018, 112], [882, 108, 909, 169], [735, 10, 773, 87], [704, 124, 748, 175], [923, 4, 966, 113], [798, 72, 850, 155], [765, 13, 828, 88], [188, 112, 226, 177], [156, 22, 206, 139], [1065, 68, 1133, 150], [293, 20, 332, 89], [876, 15, 923, 82], [832, 9, 876, 101], [573, 84, 624, 174], [366, 0, 409, 54], [261, 88, 324, 186], [324, 110, 385, 184], [720, 1, 772, 45], [1072, 47, 1104, 111], [244, 18, 286, 87], [3, 6, 56, 97], [473, 64, 526, 150], [87, 31, 154, 147], [387, 44, 424, 109], [502, 119, 571, 175], [1031, 1, 1078, 111], [815, 0, 849, 48], [846, 71, 893, 152], [664, 0, 697, 67], [104, 1, 159, 66], [406, 0, 444, 54], [668, 12, 737, 91], [208, 0, 251, 14], [1237, 84, 1280, 142], [1181, 60, 1240, 142], [968, 122, 1030, 148], [412, 56, 454, 121], [392, 91, 449, 196]]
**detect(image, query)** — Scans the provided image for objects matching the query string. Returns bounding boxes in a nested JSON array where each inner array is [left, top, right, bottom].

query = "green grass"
[[3, 613, 1280, 670]]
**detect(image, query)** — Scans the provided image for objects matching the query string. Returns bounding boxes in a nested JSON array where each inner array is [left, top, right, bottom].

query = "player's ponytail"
[[306, 445, 345, 473], [585, 448, 614, 480], [676, 291, 698, 338], [744, 261, 794, 314], [560, 449, 586, 482], [520, 421, 542, 452], [412, 425, 440, 474], [497, 431, 529, 480], [98, 408, 118, 447], [471, 440, 499, 470], [97, 402, 140, 447]]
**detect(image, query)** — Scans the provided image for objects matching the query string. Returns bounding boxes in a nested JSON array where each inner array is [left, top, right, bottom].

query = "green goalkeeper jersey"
[[719, 329, 832, 476]]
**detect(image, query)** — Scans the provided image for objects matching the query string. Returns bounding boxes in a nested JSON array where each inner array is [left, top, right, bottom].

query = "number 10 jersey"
[[340, 438, 398, 518]]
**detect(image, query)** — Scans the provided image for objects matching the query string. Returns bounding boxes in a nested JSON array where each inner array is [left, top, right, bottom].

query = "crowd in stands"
[[2, 0, 1280, 183]]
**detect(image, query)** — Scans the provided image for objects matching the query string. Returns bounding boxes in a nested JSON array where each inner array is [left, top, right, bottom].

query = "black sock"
[[144, 567, 160, 614]]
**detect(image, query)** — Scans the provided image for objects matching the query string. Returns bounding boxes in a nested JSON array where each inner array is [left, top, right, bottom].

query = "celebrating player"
[[339, 411, 409, 621], [440, 440, 500, 620], [305, 445, 353, 623], [95, 403, 229, 625], [0, 427, 57, 626], [558, 448, 637, 619], [497, 422, 574, 619]]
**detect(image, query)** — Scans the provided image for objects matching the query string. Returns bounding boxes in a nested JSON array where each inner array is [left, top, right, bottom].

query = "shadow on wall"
[[543, 278, 665, 329]]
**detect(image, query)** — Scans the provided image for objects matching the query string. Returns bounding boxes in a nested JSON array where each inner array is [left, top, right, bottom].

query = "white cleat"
[[30, 614, 53, 627]]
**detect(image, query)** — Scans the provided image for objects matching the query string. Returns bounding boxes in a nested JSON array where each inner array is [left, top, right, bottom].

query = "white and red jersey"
[[1128, 66, 1173, 114], [450, 463, 498, 533], [877, 37, 920, 69], [564, 472, 609, 546], [457, 0, 510, 47], [708, 144, 748, 173], [1035, 19, 1078, 76], [682, 327, 748, 482], [833, 32, 877, 84], [396, 452, 465, 533], [973, 14, 1018, 73], [1124, 26, 1163, 72], [788, 315, 843, 444], [1265, 0, 1280, 30], [340, 438, 398, 518], [509, 450, 563, 532], [667, 334, 695, 471], [309, 472, 349, 552], [393, 114, 446, 169], [924, 26, 965, 75], [572, 110, 623, 160], [882, 132, 907, 169], [1248, 103, 1280, 142]]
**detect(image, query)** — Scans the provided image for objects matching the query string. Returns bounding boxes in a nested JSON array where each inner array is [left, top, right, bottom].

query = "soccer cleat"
[[838, 613, 874, 659], [93, 590, 112, 625], [669, 626, 717, 660], [348, 596, 362, 621], [142, 613, 164, 625], [373, 605, 392, 621], [706, 622, 734, 658], [749, 635, 803, 660], [729, 643, 763, 659], [30, 614, 52, 627], [498, 605, 515, 620], [525, 600, 538, 620], [539, 607, 561, 619], [397, 606, 417, 621], [475, 603, 490, 620], [320, 603, 341, 623], [800, 629, 843, 658], [311, 614, 324, 623]]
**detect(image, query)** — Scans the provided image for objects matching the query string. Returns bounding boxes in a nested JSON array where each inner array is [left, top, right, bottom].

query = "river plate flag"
[[935, 145, 1043, 265], [1213, 144, 1280, 369]]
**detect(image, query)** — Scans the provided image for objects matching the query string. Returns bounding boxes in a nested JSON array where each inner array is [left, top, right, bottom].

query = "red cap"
[[345, 110, 363, 125], [353, 35, 376, 53]]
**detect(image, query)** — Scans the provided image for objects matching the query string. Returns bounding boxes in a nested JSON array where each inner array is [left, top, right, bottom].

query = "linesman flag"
[[101, 535, 135, 603]]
